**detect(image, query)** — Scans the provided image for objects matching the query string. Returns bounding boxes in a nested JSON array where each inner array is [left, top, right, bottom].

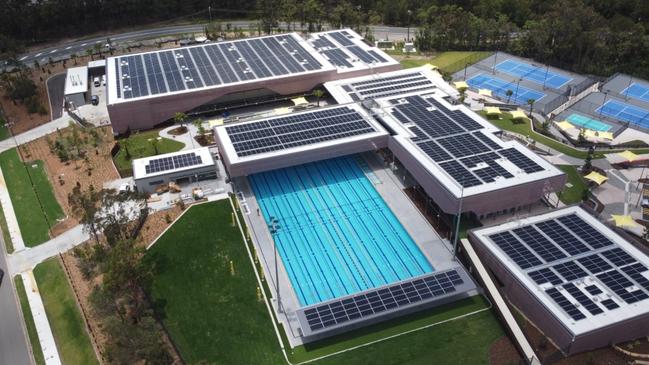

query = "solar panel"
[[601, 248, 636, 267], [546, 287, 586, 320], [489, 231, 542, 269], [553, 261, 588, 281], [557, 214, 614, 249], [535, 220, 590, 255], [600, 298, 620, 310], [417, 140, 451, 162], [226, 107, 376, 157], [528, 268, 563, 285], [144, 152, 203, 174], [563, 283, 603, 315], [299, 269, 465, 334], [577, 254, 612, 274], [584, 285, 602, 295], [621, 263, 649, 291], [498, 148, 544, 173], [597, 269, 648, 304], [513, 226, 566, 263], [329, 31, 355, 46], [439, 160, 482, 188], [437, 133, 492, 158]]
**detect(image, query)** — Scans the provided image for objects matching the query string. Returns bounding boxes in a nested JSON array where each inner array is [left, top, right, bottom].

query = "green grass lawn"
[[0, 149, 64, 246], [14, 276, 46, 365], [146, 200, 504, 365], [400, 51, 492, 73], [0, 118, 10, 141], [556, 165, 588, 204], [33, 259, 99, 365], [113, 129, 185, 176], [0, 202, 14, 253], [482, 113, 649, 159]]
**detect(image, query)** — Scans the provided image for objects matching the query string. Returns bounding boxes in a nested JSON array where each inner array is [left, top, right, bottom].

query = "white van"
[[101, 74, 106, 86], [93, 77, 100, 87]]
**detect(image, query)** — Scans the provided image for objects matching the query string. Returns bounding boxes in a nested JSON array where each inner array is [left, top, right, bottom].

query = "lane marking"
[[35, 52, 42, 57], [81, 43, 87, 46], [49, 49, 57, 54], [19, 56, 27, 61], [65, 46, 71, 50]]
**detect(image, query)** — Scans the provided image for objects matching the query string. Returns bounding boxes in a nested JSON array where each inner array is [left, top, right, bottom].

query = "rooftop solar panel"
[[144, 152, 203, 174]]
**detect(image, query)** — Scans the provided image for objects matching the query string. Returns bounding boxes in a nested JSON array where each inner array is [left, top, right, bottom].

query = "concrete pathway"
[[8, 225, 89, 275], [0, 167, 25, 251], [21, 271, 62, 365], [0, 116, 75, 153], [159, 124, 195, 150]]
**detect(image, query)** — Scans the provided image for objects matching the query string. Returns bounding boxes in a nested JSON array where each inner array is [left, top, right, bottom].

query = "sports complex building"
[[105, 29, 399, 133], [470, 206, 649, 355]]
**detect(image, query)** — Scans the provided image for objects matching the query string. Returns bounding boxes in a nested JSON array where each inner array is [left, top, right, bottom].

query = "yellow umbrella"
[[583, 171, 608, 185], [510, 110, 528, 120], [611, 215, 641, 228], [454, 81, 469, 90], [599, 131, 614, 140], [618, 150, 639, 162], [208, 118, 224, 127], [478, 89, 492, 97], [422, 63, 438, 71], [584, 130, 598, 139], [484, 106, 501, 115], [554, 120, 574, 131], [274, 107, 291, 115], [291, 97, 308, 106]]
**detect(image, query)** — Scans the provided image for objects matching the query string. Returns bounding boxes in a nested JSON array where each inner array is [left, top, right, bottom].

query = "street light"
[[452, 177, 465, 260], [514, 78, 522, 104], [406, 10, 412, 42], [599, 91, 609, 119]]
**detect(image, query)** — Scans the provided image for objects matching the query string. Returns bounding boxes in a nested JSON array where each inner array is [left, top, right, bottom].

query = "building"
[[132, 147, 217, 193], [105, 29, 398, 134], [64, 66, 88, 108], [469, 206, 649, 355]]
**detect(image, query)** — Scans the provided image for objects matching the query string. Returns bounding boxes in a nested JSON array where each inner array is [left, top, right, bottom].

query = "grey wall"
[[134, 165, 217, 193]]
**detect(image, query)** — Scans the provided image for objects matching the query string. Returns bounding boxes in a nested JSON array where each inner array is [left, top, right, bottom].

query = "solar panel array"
[[225, 107, 376, 157], [115, 34, 323, 100], [144, 152, 203, 174], [487, 213, 649, 322], [310, 31, 390, 69], [387, 95, 545, 187], [299, 269, 466, 335], [337, 71, 438, 101]]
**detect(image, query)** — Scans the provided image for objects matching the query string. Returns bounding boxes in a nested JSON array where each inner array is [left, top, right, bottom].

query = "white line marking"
[[35, 52, 42, 57], [81, 43, 87, 46], [19, 56, 27, 61], [49, 49, 57, 54], [65, 46, 71, 50]]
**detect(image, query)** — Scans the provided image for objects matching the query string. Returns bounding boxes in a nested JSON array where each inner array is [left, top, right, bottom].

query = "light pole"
[[514, 78, 522, 104], [406, 10, 412, 42], [269, 217, 282, 313], [599, 91, 609, 119], [542, 63, 550, 90], [208, 5, 212, 22], [452, 177, 465, 260]]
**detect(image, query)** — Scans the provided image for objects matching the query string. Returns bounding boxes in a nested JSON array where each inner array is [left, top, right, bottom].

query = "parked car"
[[101, 74, 106, 86], [0, 268, 4, 287], [91, 95, 99, 105], [93, 76, 100, 87]]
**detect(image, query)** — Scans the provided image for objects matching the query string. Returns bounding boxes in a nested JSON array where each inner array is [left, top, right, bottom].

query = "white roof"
[[371, 90, 563, 198], [106, 32, 334, 105], [325, 66, 459, 103], [471, 206, 649, 336], [307, 29, 399, 73], [87, 59, 106, 69], [132, 147, 215, 180], [64, 66, 88, 95], [215, 103, 388, 164]]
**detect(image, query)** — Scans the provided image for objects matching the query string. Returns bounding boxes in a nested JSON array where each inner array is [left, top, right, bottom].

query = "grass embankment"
[[0, 203, 14, 253], [113, 129, 185, 176], [556, 165, 589, 204], [0, 148, 64, 246], [33, 259, 99, 365], [400, 51, 492, 73], [14, 276, 46, 365], [146, 200, 504, 364], [482, 113, 649, 159]]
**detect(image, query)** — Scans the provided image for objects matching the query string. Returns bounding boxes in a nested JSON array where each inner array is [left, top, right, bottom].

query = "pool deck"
[[234, 152, 463, 347]]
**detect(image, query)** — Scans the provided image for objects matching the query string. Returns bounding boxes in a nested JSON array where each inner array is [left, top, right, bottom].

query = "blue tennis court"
[[496, 59, 572, 89], [596, 100, 649, 129], [622, 83, 649, 104], [250, 156, 433, 306], [467, 73, 545, 104], [566, 113, 612, 132]]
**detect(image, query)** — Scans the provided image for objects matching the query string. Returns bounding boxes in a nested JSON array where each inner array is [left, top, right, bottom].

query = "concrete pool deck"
[[234, 152, 469, 347]]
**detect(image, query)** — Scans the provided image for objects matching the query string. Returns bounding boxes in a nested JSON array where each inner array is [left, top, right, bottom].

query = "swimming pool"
[[566, 113, 612, 132], [467, 73, 545, 104], [250, 156, 433, 306]]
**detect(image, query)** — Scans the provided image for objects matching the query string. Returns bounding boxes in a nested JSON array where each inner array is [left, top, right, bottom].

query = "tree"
[[506, 89, 513, 103], [527, 98, 536, 118], [193, 119, 206, 142], [257, 0, 280, 34], [148, 138, 159, 155], [173, 112, 187, 128], [5, 72, 36, 102], [68, 184, 103, 244], [120, 138, 132, 159], [582, 146, 594, 173], [313, 89, 324, 106], [458, 87, 467, 104], [85, 48, 94, 61]]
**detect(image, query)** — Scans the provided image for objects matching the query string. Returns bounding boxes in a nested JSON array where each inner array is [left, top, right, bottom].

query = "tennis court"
[[467, 73, 545, 105], [622, 83, 649, 104], [496, 59, 572, 89], [566, 113, 612, 132], [596, 100, 649, 129]]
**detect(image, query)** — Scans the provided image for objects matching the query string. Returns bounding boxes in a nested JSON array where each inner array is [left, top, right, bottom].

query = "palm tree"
[[86, 48, 94, 61], [527, 98, 536, 117], [120, 138, 132, 159], [313, 89, 324, 106], [148, 138, 160, 155], [71, 53, 77, 65], [505, 89, 513, 103], [458, 88, 467, 104], [193, 119, 206, 142]]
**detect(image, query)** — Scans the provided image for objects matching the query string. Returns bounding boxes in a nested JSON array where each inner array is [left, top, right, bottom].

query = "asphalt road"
[[0, 243, 32, 365], [46, 73, 66, 120], [12, 22, 413, 67]]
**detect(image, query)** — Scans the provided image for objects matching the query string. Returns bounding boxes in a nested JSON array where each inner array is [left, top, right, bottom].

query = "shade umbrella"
[[583, 171, 608, 185], [611, 214, 640, 228]]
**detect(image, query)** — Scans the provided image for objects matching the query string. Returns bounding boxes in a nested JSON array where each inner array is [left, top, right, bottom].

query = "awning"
[[453, 81, 469, 89], [274, 107, 291, 115], [583, 171, 608, 185], [484, 106, 501, 115], [618, 150, 639, 162], [554, 120, 574, 131], [292, 97, 308, 106], [599, 131, 614, 140], [478, 89, 492, 97], [611, 214, 641, 228], [509, 110, 528, 120], [208, 118, 224, 127]]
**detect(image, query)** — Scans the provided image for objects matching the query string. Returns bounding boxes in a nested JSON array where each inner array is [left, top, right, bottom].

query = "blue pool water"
[[249, 156, 433, 306], [467, 73, 545, 104], [596, 100, 649, 129], [566, 113, 612, 132], [623, 83, 649, 104], [496, 59, 572, 89]]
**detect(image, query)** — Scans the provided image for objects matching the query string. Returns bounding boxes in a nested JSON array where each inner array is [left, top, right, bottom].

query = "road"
[[11, 22, 413, 67], [0, 239, 32, 365]]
